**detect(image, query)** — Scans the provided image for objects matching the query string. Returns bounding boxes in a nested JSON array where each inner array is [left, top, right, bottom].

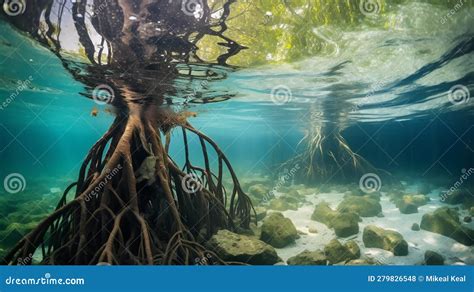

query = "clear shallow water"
[[0, 0, 473, 264]]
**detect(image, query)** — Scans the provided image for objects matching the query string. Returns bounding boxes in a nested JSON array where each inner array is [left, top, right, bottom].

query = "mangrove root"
[[3, 109, 253, 265]]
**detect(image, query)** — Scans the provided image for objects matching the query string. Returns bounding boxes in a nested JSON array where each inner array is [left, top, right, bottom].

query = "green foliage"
[[197, 0, 381, 66], [197, 0, 473, 66]]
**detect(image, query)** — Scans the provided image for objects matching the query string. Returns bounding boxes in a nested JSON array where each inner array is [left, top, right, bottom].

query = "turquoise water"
[[0, 0, 473, 264]]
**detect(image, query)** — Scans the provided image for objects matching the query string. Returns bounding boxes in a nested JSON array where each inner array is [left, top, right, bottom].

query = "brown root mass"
[[3, 105, 253, 265]]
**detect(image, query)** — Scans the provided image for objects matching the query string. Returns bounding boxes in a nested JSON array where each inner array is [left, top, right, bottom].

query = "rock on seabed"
[[420, 207, 474, 246], [260, 212, 298, 248], [286, 250, 329, 265], [206, 230, 281, 265], [337, 196, 382, 217], [362, 225, 408, 256]]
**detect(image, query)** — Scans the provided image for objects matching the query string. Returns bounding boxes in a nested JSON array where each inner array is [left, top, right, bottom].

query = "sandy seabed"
[[269, 184, 474, 265]]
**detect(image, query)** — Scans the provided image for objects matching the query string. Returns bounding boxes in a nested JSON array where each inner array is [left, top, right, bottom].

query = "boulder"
[[442, 189, 470, 205], [395, 194, 429, 214], [345, 240, 361, 259], [260, 212, 298, 248], [405, 194, 430, 206], [396, 199, 418, 214], [268, 198, 298, 211], [420, 207, 474, 246], [362, 225, 408, 256], [424, 250, 444, 265], [324, 239, 360, 264], [411, 223, 420, 231], [464, 216, 472, 223], [311, 202, 338, 226], [337, 196, 382, 217], [248, 184, 271, 202], [206, 230, 281, 265], [332, 212, 360, 237], [311, 202, 360, 237], [286, 250, 329, 265]]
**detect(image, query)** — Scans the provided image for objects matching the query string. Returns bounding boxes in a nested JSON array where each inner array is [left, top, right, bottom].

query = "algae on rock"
[[331, 212, 360, 237], [362, 225, 408, 256], [207, 230, 281, 265], [323, 239, 360, 264], [287, 250, 329, 265], [311, 202, 338, 225], [260, 212, 298, 248], [311, 202, 360, 237], [420, 207, 474, 246], [337, 196, 382, 217]]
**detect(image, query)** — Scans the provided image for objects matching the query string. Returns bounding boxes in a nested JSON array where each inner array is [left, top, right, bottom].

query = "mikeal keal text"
[[425, 275, 466, 282]]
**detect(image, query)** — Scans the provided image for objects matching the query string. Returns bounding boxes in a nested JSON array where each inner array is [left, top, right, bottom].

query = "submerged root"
[[3, 111, 253, 265], [280, 127, 382, 184]]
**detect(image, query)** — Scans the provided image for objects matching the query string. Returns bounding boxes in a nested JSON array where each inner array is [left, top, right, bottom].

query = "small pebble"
[[411, 223, 420, 231], [308, 227, 318, 234]]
